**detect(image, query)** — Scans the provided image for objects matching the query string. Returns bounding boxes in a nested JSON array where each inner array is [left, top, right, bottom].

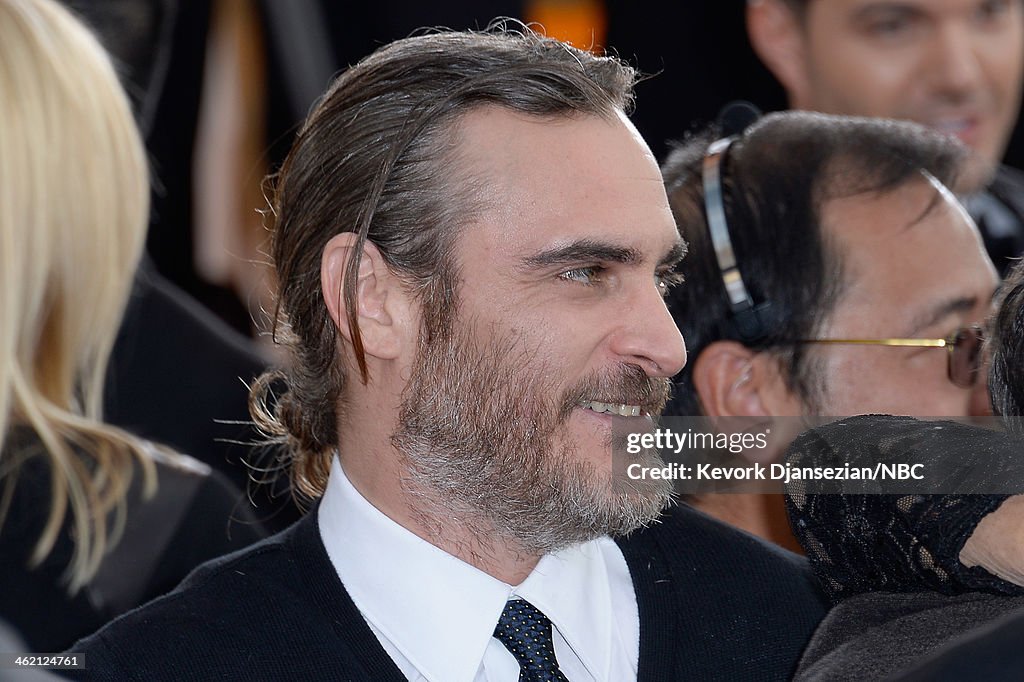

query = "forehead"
[[449, 107, 679, 261], [821, 177, 997, 327]]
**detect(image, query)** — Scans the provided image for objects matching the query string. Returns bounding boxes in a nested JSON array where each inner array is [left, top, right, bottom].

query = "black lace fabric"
[[784, 414, 1024, 603]]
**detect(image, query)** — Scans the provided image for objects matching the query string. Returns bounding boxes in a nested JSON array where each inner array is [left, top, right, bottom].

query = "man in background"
[[747, 0, 1024, 274], [663, 111, 998, 549]]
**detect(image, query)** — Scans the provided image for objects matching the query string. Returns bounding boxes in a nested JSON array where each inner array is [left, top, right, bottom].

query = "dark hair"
[[662, 111, 966, 416], [989, 261, 1024, 427], [249, 22, 638, 500]]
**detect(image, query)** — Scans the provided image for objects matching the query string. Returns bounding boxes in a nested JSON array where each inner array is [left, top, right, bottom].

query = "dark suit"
[[67, 501, 826, 681], [971, 165, 1024, 277]]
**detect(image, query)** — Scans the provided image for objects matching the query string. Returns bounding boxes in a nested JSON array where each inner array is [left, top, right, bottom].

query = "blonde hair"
[[0, 0, 157, 592]]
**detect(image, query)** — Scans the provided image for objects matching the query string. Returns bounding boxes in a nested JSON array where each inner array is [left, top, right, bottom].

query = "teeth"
[[580, 401, 643, 416]]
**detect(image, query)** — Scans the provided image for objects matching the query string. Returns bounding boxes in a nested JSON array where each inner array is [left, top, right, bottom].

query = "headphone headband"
[[700, 104, 774, 342]]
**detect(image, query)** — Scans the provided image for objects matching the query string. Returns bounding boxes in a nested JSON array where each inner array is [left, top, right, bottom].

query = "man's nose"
[[609, 281, 687, 378], [927, 24, 985, 99]]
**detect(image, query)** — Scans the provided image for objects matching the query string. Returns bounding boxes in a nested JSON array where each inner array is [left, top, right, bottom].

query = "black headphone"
[[701, 102, 776, 344]]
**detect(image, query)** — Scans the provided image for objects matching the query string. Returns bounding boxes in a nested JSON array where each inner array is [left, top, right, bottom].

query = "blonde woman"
[[0, 0, 264, 650]]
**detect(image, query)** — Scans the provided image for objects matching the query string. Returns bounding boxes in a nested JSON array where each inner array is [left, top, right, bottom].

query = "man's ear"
[[746, 0, 813, 107], [692, 340, 806, 417], [692, 341, 770, 417], [693, 341, 806, 464], [321, 233, 410, 362]]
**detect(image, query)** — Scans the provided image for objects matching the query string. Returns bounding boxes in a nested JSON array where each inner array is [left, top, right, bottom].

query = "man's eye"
[[656, 270, 685, 298], [866, 17, 912, 37], [976, 0, 1012, 25], [859, 10, 919, 39], [559, 266, 603, 285]]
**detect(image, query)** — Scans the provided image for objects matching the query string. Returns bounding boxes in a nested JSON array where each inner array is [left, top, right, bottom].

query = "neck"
[[340, 450, 542, 584]]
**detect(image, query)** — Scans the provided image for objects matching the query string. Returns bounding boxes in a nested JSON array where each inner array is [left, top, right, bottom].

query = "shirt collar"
[[516, 540, 616, 678], [318, 457, 617, 682]]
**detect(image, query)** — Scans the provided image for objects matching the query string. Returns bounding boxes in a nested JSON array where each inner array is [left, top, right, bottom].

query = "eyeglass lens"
[[950, 327, 984, 388]]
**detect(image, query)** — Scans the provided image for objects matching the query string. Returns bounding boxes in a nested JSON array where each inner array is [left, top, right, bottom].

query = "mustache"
[[559, 364, 672, 420]]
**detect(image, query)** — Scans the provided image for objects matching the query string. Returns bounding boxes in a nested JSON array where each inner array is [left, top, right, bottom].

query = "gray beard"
[[391, 318, 673, 557]]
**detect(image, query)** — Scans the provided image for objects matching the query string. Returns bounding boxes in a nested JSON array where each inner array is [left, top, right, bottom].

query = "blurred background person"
[[747, 0, 1024, 274], [0, 0, 265, 650]]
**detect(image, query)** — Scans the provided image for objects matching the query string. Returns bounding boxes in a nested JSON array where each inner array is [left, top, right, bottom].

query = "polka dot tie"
[[493, 599, 570, 682]]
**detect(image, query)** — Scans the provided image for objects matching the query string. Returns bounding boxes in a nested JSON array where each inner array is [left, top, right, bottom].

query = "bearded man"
[[67, 25, 826, 682]]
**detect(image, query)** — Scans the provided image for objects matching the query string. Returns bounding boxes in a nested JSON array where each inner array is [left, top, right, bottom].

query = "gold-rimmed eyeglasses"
[[794, 326, 984, 388]]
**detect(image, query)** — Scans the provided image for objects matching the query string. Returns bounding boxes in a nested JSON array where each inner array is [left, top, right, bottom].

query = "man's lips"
[[927, 116, 981, 147]]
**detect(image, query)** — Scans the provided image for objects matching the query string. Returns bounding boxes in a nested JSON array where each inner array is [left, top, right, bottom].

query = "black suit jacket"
[[67, 502, 826, 681], [973, 165, 1024, 277]]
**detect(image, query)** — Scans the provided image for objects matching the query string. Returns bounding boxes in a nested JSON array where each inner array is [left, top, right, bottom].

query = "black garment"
[[795, 591, 1024, 681], [105, 260, 301, 532], [784, 415, 1024, 603], [0, 430, 267, 651], [970, 165, 1024, 277], [894, 604, 1024, 682], [66, 501, 827, 681], [783, 416, 1024, 681]]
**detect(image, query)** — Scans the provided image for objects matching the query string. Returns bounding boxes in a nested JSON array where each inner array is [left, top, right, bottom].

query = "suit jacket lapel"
[[291, 507, 408, 681]]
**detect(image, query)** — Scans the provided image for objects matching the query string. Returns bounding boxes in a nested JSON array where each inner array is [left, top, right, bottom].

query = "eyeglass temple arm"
[[795, 338, 949, 348]]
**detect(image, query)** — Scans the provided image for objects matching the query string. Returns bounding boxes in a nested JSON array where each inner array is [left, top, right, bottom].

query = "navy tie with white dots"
[[493, 599, 570, 682]]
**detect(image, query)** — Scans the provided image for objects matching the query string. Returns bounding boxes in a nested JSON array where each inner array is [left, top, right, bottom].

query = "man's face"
[[809, 177, 998, 417], [391, 108, 687, 552], [788, 0, 1024, 184]]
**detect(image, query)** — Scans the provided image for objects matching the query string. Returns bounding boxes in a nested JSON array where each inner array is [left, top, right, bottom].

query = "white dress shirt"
[[318, 458, 640, 682]]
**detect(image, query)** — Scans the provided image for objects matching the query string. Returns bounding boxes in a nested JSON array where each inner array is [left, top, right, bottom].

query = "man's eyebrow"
[[852, 2, 923, 25], [659, 240, 687, 268], [520, 240, 642, 268], [906, 296, 978, 336]]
